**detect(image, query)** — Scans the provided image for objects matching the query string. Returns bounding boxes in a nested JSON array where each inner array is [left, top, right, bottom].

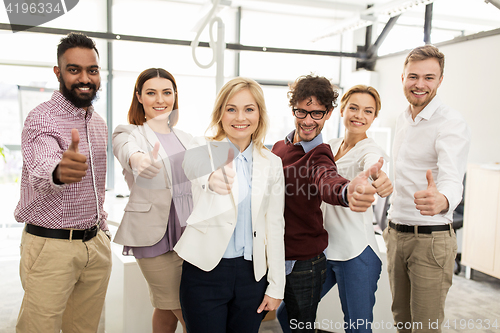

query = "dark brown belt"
[[389, 221, 451, 234], [26, 223, 98, 242]]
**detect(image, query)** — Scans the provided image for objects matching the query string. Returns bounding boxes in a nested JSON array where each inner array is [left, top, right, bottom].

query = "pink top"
[[124, 131, 192, 259]]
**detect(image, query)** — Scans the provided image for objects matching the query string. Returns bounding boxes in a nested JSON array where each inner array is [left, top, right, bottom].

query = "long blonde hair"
[[207, 77, 269, 153]]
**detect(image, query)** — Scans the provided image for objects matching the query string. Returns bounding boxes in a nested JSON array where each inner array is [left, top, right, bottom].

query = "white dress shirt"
[[321, 137, 388, 261], [387, 95, 470, 226]]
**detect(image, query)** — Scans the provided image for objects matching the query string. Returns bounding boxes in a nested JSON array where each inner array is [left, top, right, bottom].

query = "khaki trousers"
[[16, 228, 112, 333], [136, 251, 183, 310], [383, 225, 456, 333]]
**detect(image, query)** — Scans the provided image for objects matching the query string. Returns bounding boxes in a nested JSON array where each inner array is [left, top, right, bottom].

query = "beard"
[[404, 88, 436, 110], [294, 122, 322, 142], [60, 76, 99, 109]]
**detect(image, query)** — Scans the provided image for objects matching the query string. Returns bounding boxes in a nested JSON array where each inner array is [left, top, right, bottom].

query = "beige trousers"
[[16, 228, 112, 333], [383, 225, 456, 333]]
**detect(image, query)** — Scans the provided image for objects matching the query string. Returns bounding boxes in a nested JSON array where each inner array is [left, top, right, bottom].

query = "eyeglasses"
[[292, 108, 328, 120]]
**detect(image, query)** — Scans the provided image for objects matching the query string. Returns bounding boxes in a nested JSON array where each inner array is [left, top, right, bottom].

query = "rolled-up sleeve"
[[23, 111, 67, 194]]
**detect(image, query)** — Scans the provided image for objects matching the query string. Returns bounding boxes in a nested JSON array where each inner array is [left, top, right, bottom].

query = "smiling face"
[[54, 47, 100, 110], [341, 92, 376, 136], [402, 58, 443, 117], [137, 77, 175, 122], [293, 96, 331, 143], [221, 88, 260, 151]]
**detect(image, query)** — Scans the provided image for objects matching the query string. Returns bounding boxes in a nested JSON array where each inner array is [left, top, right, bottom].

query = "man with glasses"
[[271, 74, 384, 333]]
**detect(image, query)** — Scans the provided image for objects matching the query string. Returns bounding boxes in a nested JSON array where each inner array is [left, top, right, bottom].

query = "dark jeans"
[[279, 247, 382, 333], [180, 258, 267, 333], [283, 253, 327, 333]]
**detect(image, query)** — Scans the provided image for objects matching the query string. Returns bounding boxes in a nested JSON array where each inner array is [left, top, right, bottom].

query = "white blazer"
[[174, 136, 286, 299], [112, 123, 193, 246]]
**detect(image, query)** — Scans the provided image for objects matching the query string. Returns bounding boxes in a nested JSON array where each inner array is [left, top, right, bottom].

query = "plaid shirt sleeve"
[[22, 105, 68, 195]]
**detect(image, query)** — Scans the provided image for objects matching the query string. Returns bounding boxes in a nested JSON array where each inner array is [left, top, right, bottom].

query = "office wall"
[[373, 33, 500, 165]]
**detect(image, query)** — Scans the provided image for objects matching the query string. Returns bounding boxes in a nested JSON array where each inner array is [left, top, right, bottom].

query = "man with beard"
[[271, 74, 389, 333], [383, 45, 470, 333], [14, 32, 111, 333]]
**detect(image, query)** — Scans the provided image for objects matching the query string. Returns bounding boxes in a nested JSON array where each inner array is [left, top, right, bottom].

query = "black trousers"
[[283, 253, 327, 333], [180, 257, 267, 333]]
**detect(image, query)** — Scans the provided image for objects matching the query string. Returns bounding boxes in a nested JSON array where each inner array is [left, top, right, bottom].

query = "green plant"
[[0, 146, 6, 163]]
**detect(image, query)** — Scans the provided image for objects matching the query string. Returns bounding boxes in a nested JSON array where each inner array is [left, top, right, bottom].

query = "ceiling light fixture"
[[314, 0, 436, 40], [364, 0, 434, 17]]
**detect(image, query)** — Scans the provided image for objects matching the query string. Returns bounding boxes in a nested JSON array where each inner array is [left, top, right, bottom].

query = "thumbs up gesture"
[[371, 158, 393, 198], [129, 142, 163, 179], [54, 129, 88, 184], [414, 170, 449, 216], [208, 147, 236, 195], [347, 158, 382, 212]]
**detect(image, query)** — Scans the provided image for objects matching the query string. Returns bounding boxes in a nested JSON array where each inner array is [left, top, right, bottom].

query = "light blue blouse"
[[223, 141, 253, 261]]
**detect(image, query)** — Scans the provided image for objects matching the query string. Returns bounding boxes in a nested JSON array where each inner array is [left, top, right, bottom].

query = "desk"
[[105, 242, 155, 333], [461, 164, 500, 279], [316, 235, 395, 332]]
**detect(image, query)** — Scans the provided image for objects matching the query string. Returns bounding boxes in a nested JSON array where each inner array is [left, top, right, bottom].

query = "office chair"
[[453, 174, 466, 275], [373, 194, 391, 233]]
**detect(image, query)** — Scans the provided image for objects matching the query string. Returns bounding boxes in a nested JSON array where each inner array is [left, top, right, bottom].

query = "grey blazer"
[[112, 123, 193, 246]]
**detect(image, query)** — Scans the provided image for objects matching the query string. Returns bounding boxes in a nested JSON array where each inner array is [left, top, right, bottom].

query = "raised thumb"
[[226, 146, 235, 169], [356, 168, 371, 184], [68, 128, 80, 153], [367, 158, 383, 179], [152, 142, 160, 160], [426, 169, 436, 188]]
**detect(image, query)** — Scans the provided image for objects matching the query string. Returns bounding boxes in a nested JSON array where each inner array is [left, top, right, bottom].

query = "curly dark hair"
[[57, 32, 99, 66], [287, 74, 339, 112]]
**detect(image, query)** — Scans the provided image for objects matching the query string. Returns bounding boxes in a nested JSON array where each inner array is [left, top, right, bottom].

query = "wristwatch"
[[104, 230, 112, 240]]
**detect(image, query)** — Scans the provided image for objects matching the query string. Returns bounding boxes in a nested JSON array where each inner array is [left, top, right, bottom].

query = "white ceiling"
[[167, 0, 500, 55], [213, 0, 500, 35]]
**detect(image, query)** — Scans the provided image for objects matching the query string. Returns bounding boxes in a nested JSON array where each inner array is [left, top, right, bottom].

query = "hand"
[[208, 148, 235, 195], [372, 162, 393, 197], [347, 158, 382, 212], [54, 129, 88, 184], [257, 295, 282, 313], [129, 142, 162, 179], [414, 170, 449, 216]]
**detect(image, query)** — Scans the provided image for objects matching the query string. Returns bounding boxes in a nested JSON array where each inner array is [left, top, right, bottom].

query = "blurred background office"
[[1, 0, 500, 332]]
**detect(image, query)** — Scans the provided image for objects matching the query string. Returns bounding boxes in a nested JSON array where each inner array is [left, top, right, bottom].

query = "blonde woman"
[[174, 77, 285, 333]]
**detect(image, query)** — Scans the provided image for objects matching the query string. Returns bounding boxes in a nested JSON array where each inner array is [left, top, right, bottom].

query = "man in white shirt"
[[384, 45, 470, 333]]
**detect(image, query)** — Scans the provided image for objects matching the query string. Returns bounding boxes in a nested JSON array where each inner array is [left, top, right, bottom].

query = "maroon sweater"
[[272, 140, 349, 260]]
